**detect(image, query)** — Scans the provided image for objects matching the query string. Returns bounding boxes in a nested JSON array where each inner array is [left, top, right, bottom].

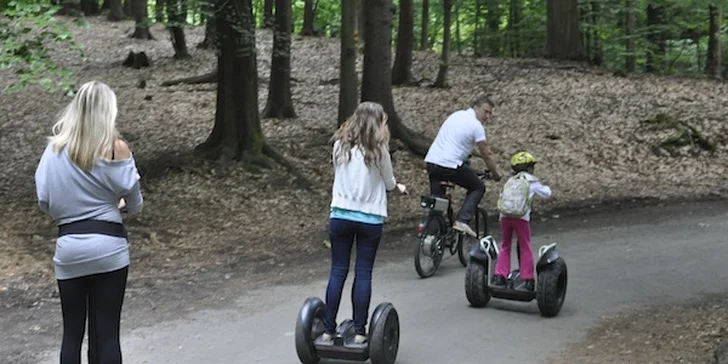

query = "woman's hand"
[[118, 198, 127, 210], [395, 183, 408, 195]]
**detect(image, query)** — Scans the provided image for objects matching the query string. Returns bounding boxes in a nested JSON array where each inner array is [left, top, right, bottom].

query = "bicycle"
[[414, 169, 492, 278]]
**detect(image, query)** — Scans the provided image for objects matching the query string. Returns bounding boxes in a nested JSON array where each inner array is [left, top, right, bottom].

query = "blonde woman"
[[34, 81, 143, 364], [323, 102, 407, 344]]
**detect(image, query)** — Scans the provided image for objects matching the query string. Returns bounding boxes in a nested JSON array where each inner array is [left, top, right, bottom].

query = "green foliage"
[[0, 0, 85, 94]]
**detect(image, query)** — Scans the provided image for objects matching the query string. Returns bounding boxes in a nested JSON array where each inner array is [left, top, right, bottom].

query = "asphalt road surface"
[[34, 201, 728, 364]]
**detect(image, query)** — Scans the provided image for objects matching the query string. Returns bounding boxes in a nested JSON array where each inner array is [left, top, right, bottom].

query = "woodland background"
[[1, 0, 728, 363]]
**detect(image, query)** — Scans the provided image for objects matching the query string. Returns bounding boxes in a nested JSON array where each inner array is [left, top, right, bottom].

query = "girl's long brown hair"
[[332, 102, 391, 168]]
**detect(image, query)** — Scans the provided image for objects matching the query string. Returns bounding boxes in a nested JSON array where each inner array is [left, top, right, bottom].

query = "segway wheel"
[[295, 297, 326, 364], [536, 257, 568, 317], [464, 258, 491, 307], [369, 303, 400, 364]]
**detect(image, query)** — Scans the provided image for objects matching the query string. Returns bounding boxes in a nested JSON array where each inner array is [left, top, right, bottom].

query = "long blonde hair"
[[332, 102, 391, 167], [48, 81, 119, 171]]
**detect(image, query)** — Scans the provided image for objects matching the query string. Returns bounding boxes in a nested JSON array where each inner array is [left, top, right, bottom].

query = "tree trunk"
[[166, 0, 189, 59], [107, 0, 124, 20], [362, 0, 430, 157], [545, 0, 584, 60], [706, 3, 722, 78], [358, 0, 366, 46], [392, 0, 415, 85], [455, 0, 462, 55], [155, 0, 164, 22], [101, 0, 110, 10], [420, 0, 429, 50], [197, 14, 217, 49], [509, 0, 521, 57], [131, 0, 154, 39], [123, 0, 132, 17], [590, 1, 603, 65], [474, 0, 482, 56], [645, 4, 666, 73], [338, 0, 358, 126], [300, 0, 315, 35], [624, 0, 636, 72], [80, 0, 100, 15], [434, 0, 452, 88], [197, 0, 265, 162], [263, 0, 296, 119], [486, 0, 500, 56], [263, 0, 274, 28]]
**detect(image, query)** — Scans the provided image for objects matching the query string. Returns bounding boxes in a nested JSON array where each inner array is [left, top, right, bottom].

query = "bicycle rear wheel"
[[414, 215, 445, 278]]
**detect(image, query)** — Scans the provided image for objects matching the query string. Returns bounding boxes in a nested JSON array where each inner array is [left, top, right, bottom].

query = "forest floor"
[[1, 16, 728, 364]]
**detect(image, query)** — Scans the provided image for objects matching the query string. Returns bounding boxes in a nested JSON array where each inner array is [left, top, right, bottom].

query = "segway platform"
[[464, 237, 568, 317], [295, 296, 400, 364], [312, 319, 368, 361]]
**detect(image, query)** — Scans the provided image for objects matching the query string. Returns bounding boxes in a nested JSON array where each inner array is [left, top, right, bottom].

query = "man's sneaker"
[[491, 275, 506, 287], [514, 279, 535, 292], [321, 332, 334, 342], [354, 334, 368, 344], [453, 221, 477, 238]]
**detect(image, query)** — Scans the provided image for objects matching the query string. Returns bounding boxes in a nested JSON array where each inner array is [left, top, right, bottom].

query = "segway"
[[294, 297, 400, 364], [464, 235, 568, 317]]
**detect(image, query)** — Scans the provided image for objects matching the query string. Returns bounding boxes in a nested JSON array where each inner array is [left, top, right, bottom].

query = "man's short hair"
[[470, 94, 494, 109]]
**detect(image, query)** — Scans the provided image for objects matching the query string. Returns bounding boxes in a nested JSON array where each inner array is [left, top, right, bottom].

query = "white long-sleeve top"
[[330, 140, 397, 218]]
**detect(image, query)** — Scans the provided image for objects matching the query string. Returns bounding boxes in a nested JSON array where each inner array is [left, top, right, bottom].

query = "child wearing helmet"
[[492, 151, 552, 292]]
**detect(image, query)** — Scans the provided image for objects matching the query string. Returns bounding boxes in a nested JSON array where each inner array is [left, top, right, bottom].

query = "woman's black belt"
[[57, 219, 127, 239]]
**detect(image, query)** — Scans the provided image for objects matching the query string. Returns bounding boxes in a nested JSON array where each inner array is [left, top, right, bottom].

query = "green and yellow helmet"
[[510, 151, 537, 172]]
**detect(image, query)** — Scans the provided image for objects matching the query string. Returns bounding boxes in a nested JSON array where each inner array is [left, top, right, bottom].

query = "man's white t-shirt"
[[424, 108, 486, 169]]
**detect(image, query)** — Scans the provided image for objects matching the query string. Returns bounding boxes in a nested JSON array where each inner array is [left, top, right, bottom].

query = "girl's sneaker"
[[354, 334, 367, 344], [321, 333, 334, 342]]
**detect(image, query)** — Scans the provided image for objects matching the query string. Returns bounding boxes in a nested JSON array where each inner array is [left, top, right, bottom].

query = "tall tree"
[[706, 3, 722, 78], [197, 6, 217, 49], [420, 0, 429, 49], [486, 0, 501, 56], [263, 0, 274, 28], [392, 0, 415, 85], [80, 0, 100, 15], [362, 0, 430, 156], [474, 0, 482, 56], [300, 0, 315, 35], [107, 0, 123, 20], [624, 0, 636, 72], [197, 0, 264, 161], [434, 0, 453, 87], [645, 3, 666, 72], [508, 0, 521, 57], [130, 0, 153, 39], [123, 0, 132, 17], [166, 0, 189, 58], [263, 0, 296, 119], [545, 0, 584, 60], [338, 0, 358, 126], [583, 0, 603, 65]]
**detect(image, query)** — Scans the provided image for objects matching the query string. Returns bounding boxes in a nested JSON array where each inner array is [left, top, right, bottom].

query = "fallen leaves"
[[549, 296, 728, 364]]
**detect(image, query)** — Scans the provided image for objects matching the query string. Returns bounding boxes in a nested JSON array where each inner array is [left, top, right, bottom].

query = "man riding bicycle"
[[424, 94, 503, 238]]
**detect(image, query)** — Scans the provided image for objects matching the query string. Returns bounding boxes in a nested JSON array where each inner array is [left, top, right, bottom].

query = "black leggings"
[[57, 266, 128, 364]]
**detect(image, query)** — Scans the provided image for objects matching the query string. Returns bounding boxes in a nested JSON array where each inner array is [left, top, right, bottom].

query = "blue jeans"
[[324, 218, 382, 335]]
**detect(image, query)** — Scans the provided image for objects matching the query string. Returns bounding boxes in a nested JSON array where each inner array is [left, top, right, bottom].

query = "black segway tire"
[[536, 257, 568, 317], [295, 297, 325, 364], [464, 258, 491, 307], [369, 303, 400, 364]]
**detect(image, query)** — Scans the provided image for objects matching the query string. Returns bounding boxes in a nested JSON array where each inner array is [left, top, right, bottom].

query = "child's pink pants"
[[495, 217, 535, 280]]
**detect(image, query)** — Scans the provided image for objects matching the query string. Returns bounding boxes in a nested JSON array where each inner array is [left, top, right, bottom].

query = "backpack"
[[497, 172, 532, 217]]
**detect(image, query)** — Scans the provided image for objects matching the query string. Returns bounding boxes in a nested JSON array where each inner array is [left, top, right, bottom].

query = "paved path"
[[35, 202, 728, 364]]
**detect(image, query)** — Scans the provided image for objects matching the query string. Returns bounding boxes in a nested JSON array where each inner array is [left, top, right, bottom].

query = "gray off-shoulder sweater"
[[34, 143, 143, 280]]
